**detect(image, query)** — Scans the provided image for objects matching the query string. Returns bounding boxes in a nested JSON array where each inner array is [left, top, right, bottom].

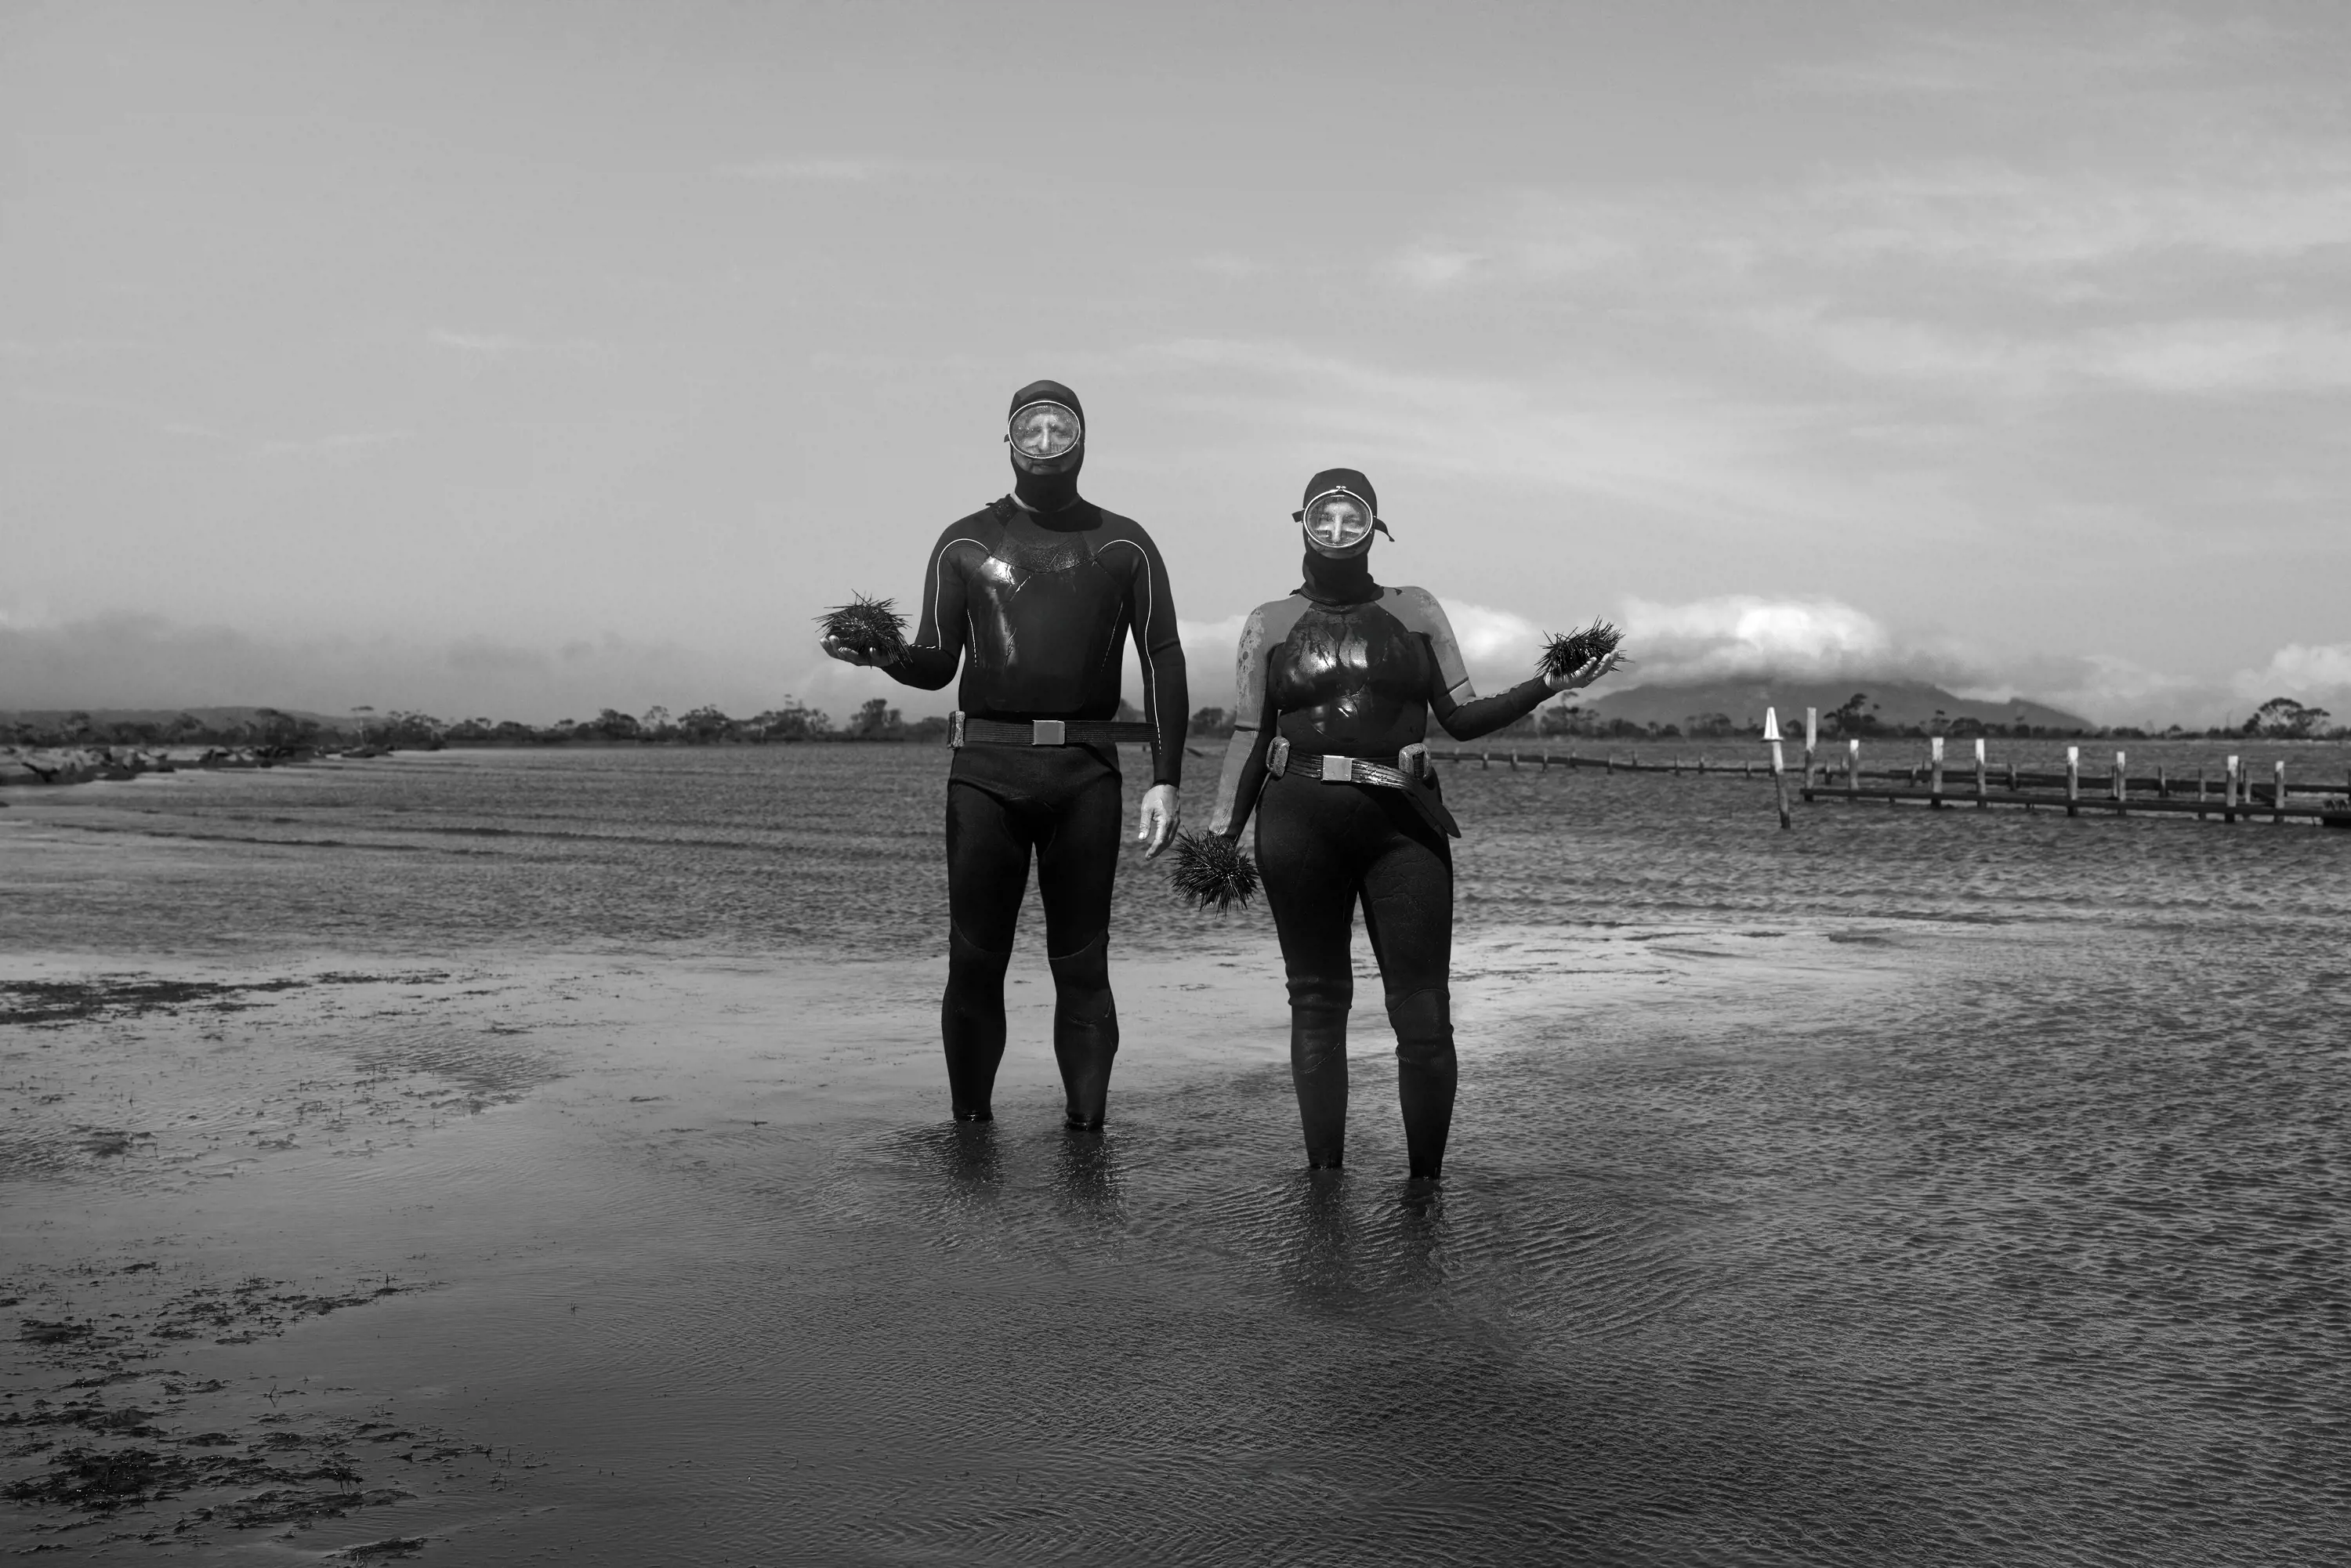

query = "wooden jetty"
[[1424, 708, 2351, 829]]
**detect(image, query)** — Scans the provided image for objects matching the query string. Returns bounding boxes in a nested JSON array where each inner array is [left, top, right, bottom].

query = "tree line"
[[10, 691, 2337, 754], [2, 698, 943, 751]]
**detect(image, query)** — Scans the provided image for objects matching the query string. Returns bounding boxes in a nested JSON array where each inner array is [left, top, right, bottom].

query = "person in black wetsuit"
[[1204, 469, 1614, 1181], [822, 380, 1186, 1129]]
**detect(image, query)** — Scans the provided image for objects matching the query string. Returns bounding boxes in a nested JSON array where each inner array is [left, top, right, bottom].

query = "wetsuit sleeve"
[[1207, 605, 1278, 838], [886, 522, 970, 691], [1115, 527, 1189, 788], [1394, 587, 1552, 741]]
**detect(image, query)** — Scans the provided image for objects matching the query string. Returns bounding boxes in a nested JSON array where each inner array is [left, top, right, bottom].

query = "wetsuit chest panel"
[[1266, 601, 1434, 753], [962, 515, 1129, 715]]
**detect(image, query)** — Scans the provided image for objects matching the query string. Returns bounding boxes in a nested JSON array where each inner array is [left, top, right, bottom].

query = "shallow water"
[[4, 746, 2348, 1563], [6, 738, 2349, 956]]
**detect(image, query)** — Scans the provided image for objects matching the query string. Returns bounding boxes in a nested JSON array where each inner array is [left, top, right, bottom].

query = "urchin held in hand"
[[1168, 831, 1259, 914], [817, 594, 908, 665], [1538, 620, 1627, 686]]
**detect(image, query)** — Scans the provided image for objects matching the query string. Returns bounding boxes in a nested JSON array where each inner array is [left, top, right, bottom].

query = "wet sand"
[[8, 918, 2344, 1565], [4, 927, 1813, 1560]]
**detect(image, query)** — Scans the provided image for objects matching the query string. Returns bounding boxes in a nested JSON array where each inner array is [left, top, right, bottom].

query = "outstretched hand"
[[1135, 783, 1181, 859], [820, 634, 884, 668], [1544, 653, 1616, 693]]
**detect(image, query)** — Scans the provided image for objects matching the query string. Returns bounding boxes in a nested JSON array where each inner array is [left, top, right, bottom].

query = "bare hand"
[[1135, 784, 1180, 859], [820, 633, 882, 668], [1544, 652, 1616, 693]]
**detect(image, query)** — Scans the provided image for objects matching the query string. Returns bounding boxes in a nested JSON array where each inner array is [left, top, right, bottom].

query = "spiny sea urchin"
[[817, 594, 908, 664], [1168, 831, 1260, 914], [1538, 620, 1628, 683]]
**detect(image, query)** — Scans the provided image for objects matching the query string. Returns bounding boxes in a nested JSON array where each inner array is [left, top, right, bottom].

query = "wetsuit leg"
[[1356, 805, 1455, 1181], [1256, 774, 1378, 1168], [942, 779, 1033, 1121], [1035, 751, 1125, 1129]]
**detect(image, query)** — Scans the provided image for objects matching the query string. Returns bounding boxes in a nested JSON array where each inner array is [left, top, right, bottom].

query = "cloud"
[[2233, 642, 2351, 704], [1748, 310, 2351, 399], [429, 328, 524, 356], [717, 156, 899, 182], [254, 430, 411, 458], [0, 615, 788, 724], [1614, 594, 1951, 686], [1153, 337, 1863, 528]]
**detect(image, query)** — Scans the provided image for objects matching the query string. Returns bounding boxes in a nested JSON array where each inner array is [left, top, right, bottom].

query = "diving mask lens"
[[1302, 491, 1374, 551], [1008, 401, 1082, 460]]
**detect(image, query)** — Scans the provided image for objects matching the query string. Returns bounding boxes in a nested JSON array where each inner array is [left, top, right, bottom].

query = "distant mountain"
[[1581, 678, 2090, 733]]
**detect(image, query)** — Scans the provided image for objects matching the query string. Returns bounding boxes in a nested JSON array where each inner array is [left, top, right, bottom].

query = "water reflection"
[[1049, 1127, 1124, 1224], [1278, 1169, 1361, 1306]]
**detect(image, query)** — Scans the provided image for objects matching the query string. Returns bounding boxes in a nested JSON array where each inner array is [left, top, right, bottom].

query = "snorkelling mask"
[[1006, 399, 1083, 465], [1294, 469, 1392, 559]]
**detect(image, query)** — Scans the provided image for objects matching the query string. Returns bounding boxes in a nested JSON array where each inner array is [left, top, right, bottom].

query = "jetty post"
[[2274, 759, 2288, 824], [2225, 755, 2240, 824], [1803, 708, 1819, 789], [1929, 736, 1945, 806], [2114, 751, 2127, 815], [1763, 707, 1791, 830], [2066, 747, 2080, 817], [1846, 738, 1860, 800], [1975, 737, 1987, 806]]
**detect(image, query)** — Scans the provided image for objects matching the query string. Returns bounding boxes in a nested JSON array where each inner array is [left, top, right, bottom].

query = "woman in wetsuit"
[[1204, 469, 1612, 1181]]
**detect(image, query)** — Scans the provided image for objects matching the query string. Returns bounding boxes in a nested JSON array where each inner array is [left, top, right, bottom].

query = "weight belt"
[[1266, 737, 1461, 838], [948, 712, 1156, 748]]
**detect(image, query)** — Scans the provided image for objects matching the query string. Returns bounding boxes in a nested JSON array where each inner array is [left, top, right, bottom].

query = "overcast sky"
[[5, 2, 2348, 726]]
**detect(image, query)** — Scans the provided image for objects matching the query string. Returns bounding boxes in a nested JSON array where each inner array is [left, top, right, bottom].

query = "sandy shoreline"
[[4, 925, 1882, 1559]]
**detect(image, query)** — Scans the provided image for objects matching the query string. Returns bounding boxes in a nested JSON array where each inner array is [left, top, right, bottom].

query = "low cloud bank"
[[0, 614, 822, 725], [8, 608, 2346, 733], [1183, 596, 2351, 730]]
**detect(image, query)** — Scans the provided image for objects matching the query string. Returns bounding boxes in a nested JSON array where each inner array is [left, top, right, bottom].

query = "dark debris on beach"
[[2, 1262, 510, 1544], [0, 972, 445, 1027]]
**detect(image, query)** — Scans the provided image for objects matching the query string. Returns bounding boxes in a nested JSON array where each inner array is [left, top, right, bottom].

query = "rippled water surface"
[[8, 739, 2349, 956], [5, 745, 2347, 1563]]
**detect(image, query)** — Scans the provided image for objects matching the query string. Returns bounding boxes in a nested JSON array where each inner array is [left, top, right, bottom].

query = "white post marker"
[[1847, 737, 1861, 799], [2274, 758, 2288, 824], [1804, 707, 1819, 790], [2226, 755, 2240, 822], [1929, 734, 1945, 804], [1763, 706, 1790, 830], [2066, 744, 2081, 817], [1974, 736, 1987, 805]]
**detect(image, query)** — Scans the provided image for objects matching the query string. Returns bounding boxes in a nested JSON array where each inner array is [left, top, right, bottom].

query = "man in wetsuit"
[[822, 380, 1186, 1129]]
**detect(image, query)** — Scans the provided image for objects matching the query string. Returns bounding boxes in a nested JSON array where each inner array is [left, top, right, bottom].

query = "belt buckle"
[[1031, 719, 1066, 746], [1320, 754, 1353, 783]]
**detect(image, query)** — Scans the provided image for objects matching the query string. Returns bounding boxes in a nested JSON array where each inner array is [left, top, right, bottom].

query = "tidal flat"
[[4, 747, 2346, 1564]]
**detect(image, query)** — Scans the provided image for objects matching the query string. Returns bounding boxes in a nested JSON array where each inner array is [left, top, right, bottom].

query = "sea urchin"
[[1538, 619, 1628, 683], [1168, 831, 1260, 914], [817, 594, 908, 664]]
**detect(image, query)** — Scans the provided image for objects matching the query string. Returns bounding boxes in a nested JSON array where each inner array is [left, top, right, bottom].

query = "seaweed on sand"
[[817, 594, 908, 664], [1168, 831, 1260, 914]]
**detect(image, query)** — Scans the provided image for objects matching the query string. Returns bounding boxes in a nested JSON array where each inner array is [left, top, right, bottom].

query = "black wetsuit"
[[887, 494, 1186, 1125], [1210, 552, 1550, 1178]]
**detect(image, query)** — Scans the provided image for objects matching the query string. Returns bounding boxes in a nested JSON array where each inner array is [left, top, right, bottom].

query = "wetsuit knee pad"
[[1286, 977, 1353, 1015], [1386, 986, 1454, 1066], [1045, 933, 1114, 1017], [947, 927, 1014, 985]]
